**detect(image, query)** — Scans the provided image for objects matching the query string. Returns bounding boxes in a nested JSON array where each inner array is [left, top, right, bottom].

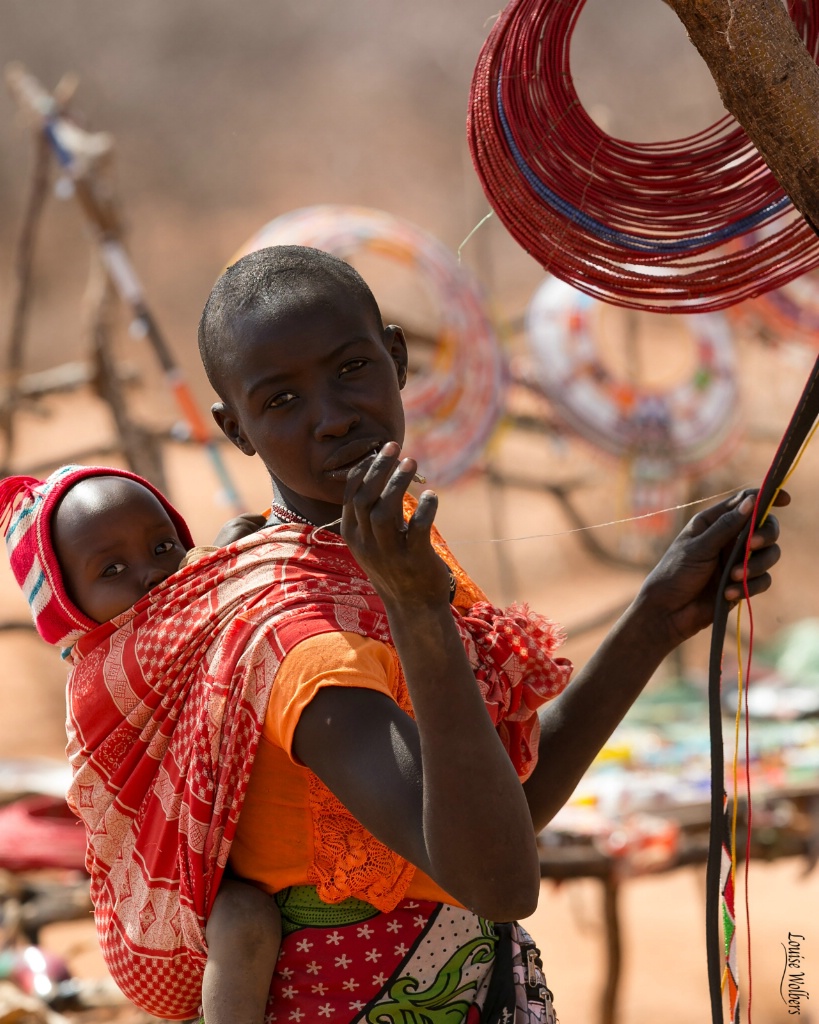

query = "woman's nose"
[[314, 396, 360, 439]]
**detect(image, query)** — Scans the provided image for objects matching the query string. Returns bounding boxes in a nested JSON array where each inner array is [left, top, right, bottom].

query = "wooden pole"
[[662, 0, 819, 231], [5, 64, 243, 508], [600, 873, 623, 1024], [0, 132, 50, 473], [85, 253, 168, 490], [655, 11, 819, 1021]]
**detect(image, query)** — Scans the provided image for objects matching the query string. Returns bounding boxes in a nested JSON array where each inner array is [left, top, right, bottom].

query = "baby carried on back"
[[59, 502, 569, 1019]]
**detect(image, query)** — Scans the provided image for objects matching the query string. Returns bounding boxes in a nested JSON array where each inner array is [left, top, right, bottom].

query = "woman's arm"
[[523, 489, 786, 832], [293, 443, 541, 923]]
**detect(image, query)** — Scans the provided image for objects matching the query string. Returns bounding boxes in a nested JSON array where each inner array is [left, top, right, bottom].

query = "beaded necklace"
[[268, 499, 456, 601], [268, 500, 342, 532]]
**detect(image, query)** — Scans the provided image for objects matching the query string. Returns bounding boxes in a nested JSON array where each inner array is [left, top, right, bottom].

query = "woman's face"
[[213, 285, 408, 525]]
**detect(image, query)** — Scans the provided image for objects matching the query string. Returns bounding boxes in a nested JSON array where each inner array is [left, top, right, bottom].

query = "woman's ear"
[[211, 402, 256, 456], [384, 325, 409, 389]]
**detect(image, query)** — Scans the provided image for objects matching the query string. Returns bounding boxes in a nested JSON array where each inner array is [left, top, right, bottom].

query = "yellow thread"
[[761, 417, 819, 525]]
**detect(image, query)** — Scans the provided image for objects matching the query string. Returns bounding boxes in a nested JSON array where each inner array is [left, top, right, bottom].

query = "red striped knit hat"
[[0, 465, 194, 647]]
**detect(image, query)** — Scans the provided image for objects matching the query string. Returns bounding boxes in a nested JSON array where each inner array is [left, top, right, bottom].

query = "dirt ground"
[[1, 1, 818, 1022]]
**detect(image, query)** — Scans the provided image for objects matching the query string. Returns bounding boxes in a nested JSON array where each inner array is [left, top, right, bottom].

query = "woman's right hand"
[[342, 441, 451, 608], [298, 438, 542, 921]]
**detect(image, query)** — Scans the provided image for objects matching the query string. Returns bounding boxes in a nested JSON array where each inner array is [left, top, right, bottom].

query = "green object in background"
[[765, 618, 819, 688], [623, 675, 706, 726]]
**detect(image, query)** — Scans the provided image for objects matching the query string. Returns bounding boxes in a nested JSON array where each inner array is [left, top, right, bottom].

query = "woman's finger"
[[684, 493, 756, 557], [724, 540, 782, 599], [748, 513, 781, 551], [369, 459, 417, 538], [728, 541, 781, 581], [725, 571, 774, 602], [406, 489, 438, 543], [344, 443, 401, 521]]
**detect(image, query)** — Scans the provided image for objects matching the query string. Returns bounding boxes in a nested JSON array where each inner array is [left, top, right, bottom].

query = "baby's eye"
[[101, 562, 126, 579], [155, 540, 176, 555]]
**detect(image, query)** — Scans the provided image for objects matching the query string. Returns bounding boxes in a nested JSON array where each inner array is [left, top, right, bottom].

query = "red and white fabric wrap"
[[64, 523, 572, 1019]]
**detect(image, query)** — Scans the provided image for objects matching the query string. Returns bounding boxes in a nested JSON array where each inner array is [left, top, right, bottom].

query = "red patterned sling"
[[65, 518, 572, 1020]]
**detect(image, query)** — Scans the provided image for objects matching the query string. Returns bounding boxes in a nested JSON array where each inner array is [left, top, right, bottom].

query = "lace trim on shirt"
[[306, 772, 417, 913]]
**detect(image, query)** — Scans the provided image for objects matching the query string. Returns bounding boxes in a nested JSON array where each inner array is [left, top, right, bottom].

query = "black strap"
[[480, 922, 516, 1023], [706, 350, 819, 1023]]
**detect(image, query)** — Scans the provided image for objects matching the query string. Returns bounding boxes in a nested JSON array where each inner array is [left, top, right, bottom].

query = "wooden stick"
[[5, 63, 243, 509], [0, 130, 50, 473], [86, 251, 168, 490]]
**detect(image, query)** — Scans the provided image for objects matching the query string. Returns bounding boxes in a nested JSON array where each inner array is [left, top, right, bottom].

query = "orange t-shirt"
[[229, 630, 460, 910]]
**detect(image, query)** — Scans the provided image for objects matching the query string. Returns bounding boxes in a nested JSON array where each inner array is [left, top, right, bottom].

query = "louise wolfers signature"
[[781, 932, 809, 1015]]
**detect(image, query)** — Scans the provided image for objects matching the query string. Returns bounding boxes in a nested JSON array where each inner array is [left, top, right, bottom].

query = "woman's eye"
[[340, 359, 367, 375], [101, 562, 126, 579], [155, 540, 175, 555], [267, 391, 297, 409]]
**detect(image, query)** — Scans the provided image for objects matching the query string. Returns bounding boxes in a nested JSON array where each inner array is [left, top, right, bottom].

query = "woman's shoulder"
[[284, 630, 396, 676], [265, 631, 405, 745]]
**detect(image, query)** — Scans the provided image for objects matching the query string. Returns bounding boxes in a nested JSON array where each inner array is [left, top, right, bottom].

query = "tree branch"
[[665, 0, 819, 231]]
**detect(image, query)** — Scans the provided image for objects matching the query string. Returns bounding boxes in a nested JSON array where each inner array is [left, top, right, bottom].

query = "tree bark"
[[663, 0, 819, 230]]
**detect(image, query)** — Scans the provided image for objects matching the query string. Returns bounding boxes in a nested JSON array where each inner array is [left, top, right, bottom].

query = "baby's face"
[[52, 477, 188, 624]]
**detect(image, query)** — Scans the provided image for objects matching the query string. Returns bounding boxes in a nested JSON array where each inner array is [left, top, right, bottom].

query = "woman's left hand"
[[638, 488, 788, 648]]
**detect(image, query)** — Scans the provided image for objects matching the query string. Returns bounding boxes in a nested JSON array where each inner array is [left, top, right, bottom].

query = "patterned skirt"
[[261, 886, 557, 1024]]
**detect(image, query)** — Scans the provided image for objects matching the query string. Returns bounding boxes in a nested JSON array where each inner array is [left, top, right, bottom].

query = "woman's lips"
[[324, 443, 426, 483], [324, 443, 382, 478]]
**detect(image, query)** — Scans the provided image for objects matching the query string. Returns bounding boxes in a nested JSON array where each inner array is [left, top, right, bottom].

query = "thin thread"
[[269, 501, 343, 535], [313, 517, 342, 535], [744, 601, 755, 1024], [457, 210, 493, 264], [295, 484, 757, 548], [450, 486, 743, 546], [288, 489, 740, 547]]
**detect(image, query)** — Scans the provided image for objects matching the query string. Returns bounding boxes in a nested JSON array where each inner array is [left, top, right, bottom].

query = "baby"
[[0, 464, 278, 1024]]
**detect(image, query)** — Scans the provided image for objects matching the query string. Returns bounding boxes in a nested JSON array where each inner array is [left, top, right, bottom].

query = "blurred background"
[[0, 2, 816, 1023]]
